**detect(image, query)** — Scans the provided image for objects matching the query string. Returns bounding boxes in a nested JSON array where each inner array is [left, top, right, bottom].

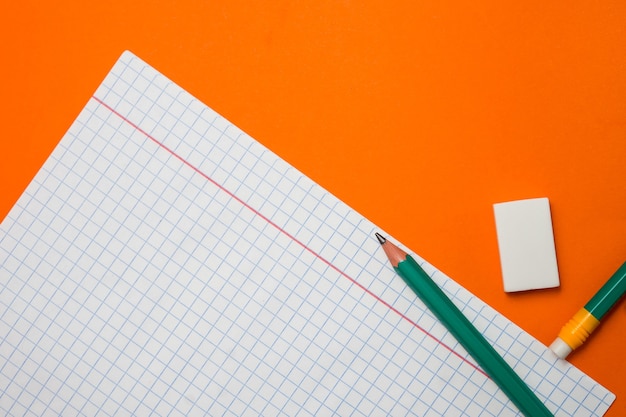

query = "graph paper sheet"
[[0, 52, 615, 416]]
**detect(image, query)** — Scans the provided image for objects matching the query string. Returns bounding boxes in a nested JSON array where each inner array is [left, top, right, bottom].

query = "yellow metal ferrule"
[[558, 308, 600, 349]]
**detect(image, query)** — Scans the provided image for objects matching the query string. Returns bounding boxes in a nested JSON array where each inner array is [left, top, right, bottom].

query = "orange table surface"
[[2, 1, 625, 415]]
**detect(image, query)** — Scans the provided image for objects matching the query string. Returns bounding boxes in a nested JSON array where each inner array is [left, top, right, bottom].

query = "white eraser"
[[493, 198, 560, 292]]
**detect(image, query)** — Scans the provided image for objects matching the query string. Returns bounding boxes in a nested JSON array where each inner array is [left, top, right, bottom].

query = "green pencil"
[[375, 233, 553, 417], [550, 261, 626, 359]]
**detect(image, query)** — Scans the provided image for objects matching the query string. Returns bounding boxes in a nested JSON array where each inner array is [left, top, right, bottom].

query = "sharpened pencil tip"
[[375, 233, 386, 245]]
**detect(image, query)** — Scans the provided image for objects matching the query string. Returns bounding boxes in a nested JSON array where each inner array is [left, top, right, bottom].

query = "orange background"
[[1, 1, 625, 414]]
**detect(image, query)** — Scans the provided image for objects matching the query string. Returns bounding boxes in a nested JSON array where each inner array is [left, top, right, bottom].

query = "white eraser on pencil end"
[[549, 337, 572, 359], [493, 198, 560, 292]]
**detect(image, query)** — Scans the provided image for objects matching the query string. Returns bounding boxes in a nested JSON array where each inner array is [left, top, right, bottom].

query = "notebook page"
[[0, 51, 614, 416]]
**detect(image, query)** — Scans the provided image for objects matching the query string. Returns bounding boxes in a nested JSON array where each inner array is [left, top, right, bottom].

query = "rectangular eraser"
[[493, 198, 560, 292]]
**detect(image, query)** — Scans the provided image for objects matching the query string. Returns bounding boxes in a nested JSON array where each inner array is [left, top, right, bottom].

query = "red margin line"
[[91, 96, 486, 377]]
